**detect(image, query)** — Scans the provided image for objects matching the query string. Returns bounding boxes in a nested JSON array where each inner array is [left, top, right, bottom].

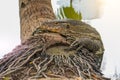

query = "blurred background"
[[0, 0, 120, 78]]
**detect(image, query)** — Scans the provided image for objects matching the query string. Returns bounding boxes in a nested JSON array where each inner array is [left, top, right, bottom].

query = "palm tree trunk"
[[19, 0, 55, 43]]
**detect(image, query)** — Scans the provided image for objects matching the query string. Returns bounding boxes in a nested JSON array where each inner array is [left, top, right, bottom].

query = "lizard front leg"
[[70, 38, 102, 53], [69, 37, 104, 68]]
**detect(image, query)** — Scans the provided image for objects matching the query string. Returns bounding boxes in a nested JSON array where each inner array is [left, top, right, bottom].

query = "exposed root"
[[0, 33, 108, 80]]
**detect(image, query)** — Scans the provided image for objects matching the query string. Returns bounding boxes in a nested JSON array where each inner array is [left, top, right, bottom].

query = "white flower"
[[79, 0, 102, 19], [72, 0, 81, 13], [51, 0, 103, 20], [57, 0, 70, 7]]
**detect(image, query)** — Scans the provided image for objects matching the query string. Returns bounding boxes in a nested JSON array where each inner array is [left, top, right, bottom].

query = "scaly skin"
[[33, 20, 104, 68]]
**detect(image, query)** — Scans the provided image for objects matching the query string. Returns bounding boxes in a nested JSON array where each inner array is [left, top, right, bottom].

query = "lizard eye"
[[66, 24, 70, 29], [55, 22, 58, 25]]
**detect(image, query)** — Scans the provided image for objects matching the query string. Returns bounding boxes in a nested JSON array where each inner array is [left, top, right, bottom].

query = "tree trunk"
[[0, 0, 110, 80], [19, 0, 55, 43]]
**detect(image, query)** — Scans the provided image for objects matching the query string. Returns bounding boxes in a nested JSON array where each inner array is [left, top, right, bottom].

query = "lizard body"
[[33, 20, 104, 68]]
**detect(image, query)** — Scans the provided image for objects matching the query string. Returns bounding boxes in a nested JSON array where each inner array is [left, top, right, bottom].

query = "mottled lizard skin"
[[33, 20, 104, 68]]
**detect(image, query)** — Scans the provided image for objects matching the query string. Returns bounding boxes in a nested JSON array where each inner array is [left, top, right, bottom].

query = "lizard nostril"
[[21, 2, 26, 8]]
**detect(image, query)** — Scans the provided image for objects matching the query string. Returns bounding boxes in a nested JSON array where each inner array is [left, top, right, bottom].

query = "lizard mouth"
[[46, 44, 75, 56]]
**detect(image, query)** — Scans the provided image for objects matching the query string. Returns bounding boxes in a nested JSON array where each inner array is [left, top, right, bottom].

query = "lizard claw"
[[69, 38, 83, 51]]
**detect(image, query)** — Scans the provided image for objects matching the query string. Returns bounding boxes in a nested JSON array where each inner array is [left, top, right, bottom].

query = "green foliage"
[[3, 77, 10, 80], [57, 4, 82, 20]]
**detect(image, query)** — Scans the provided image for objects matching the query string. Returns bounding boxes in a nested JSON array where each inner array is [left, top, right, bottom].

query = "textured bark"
[[0, 0, 110, 80], [0, 20, 109, 80], [19, 0, 55, 43]]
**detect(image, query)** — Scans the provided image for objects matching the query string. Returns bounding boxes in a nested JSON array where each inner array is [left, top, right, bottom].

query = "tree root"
[[0, 33, 109, 80]]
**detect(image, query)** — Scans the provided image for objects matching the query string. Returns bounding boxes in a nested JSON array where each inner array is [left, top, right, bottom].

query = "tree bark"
[[19, 0, 55, 43], [0, 0, 110, 80]]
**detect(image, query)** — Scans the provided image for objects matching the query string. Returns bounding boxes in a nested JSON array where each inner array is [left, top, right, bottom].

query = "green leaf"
[[3, 77, 11, 80], [57, 4, 82, 20]]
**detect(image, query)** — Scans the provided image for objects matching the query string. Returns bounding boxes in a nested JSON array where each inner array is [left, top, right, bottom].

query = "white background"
[[0, 0, 120, 77]]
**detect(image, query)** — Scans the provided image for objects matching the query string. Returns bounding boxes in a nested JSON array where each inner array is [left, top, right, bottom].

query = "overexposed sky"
[[91, 0, 120, 77], [0, 0, 120, 78], [0, 0, 20, 58]]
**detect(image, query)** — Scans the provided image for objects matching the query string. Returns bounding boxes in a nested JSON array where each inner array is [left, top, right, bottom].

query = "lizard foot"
[[69, 38, 101, 53]]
